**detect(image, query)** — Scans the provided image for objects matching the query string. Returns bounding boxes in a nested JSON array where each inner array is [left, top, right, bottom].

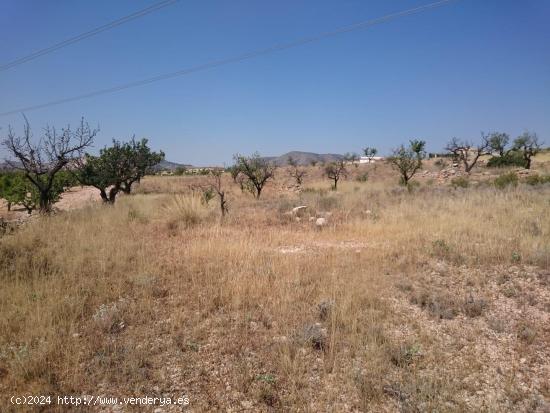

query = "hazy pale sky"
[[1, 0, 549, 165]]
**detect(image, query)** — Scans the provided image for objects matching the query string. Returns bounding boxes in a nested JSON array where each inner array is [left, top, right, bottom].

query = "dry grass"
[[0, 162, 549, 412]]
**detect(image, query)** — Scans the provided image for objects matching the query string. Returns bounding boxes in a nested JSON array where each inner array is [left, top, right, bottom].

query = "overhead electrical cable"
[[0, 0, 459, 117], [0, 0, 178, 72]]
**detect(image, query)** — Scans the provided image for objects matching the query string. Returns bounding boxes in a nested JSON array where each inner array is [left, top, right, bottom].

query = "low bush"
[[356, 172, 369, 182], [487, 151, 527, 168], [494, 172, 518, 189], [524, 174, 550, 186], [450, 176, 469, 188], [162, 194, 212, 229]]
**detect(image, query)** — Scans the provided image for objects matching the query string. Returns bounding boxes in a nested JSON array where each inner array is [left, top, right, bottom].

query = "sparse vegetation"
[[287, 156, 307, 187], [450, 176, 469, 188], [0, 152, 549, 412], [494, 172, 518, 189]]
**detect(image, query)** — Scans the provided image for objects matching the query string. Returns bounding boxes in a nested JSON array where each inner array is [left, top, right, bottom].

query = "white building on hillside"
[[358, 156, 384, 164]]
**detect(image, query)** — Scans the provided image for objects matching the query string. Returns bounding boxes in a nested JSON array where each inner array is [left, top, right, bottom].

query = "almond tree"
[[487, 132, 509, 157], [232, 152, 275, 199], [324, 159, 348, 190], [512, 132, 541, 169], [119, 137, 164, 194], [192, 170, 229, 218], [445, 134, 490, 173], [363, 147, 378, 163], [2, 117, 96, 213], [77, 138, 163, 203], [388, 139, 426, 186], [287, 156, 307, 186]]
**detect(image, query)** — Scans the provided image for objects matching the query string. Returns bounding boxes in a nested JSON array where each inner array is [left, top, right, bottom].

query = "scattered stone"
[[273, 335, 288, 344], [92, 299, 127, 334], [296, 323, 327, 350], [317, 300, 334, 321], [291, 205, 308, 214]]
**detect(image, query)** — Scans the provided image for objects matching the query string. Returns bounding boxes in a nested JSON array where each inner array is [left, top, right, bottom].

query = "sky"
[[0, 0, 549, 166]]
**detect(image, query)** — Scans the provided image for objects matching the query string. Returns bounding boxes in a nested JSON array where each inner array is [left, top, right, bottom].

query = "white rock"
[[291, 205, 308, 214], [315, 217, 327, 227]]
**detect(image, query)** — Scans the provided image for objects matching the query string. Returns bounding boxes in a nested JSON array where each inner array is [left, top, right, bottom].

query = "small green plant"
[[511, 251, 521, 263], [432, 239, 450, 256], [356, 172, 369, 182], [494, 172, 518, 189], [389, 343, 422, 367], [201, 187, 215, 205], [257, 374, 276, 384], [451, 176, 469, 188]]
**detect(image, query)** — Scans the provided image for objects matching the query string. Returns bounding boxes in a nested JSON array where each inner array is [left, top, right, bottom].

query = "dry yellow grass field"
[[1, 161, 549, 412]]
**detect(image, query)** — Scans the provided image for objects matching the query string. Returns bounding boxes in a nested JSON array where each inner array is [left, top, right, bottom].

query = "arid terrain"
[[1, 158, 549, 412]]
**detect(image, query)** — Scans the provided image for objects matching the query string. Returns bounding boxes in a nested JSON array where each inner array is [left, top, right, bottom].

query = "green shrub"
[[487, 151, 527, 168], [450, 176, 469, 188], [494, 172, 518, 189], [525, 174, 550, 186]]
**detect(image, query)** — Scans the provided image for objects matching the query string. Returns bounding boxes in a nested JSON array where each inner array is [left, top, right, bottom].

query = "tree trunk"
[[108, 187, 119, 203], [39, 191, 50, 214], [525, 156, 531, 169], [7, 202, 11, 212], [99, 189, 109, 203], [99, 187, 118, 204]]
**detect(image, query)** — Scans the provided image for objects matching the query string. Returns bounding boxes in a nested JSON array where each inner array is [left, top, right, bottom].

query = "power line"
[[0, 0, 459, 117], [0, 0, 178, 72]]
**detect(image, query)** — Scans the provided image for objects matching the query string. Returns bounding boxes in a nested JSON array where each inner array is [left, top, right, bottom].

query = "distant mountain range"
[[152, 160, 193, 171], [262, 151, 344, 166]]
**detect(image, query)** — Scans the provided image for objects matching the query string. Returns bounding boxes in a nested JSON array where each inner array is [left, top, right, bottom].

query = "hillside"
[[151, 160, 193, 172], [262, 151, 344, 166]]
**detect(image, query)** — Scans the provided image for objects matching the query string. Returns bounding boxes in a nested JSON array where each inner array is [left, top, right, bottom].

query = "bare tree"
[[209, 170, 228, 218], [387, 140, 426, 186], [2, 117, 97, 213], [512, 131, 541, 170], [232, 153, 275, 199], [324, 159, 348, 190], [445, 134, 490, 173], [189, 169, 228, 218], [287, 156, 307, 186]]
